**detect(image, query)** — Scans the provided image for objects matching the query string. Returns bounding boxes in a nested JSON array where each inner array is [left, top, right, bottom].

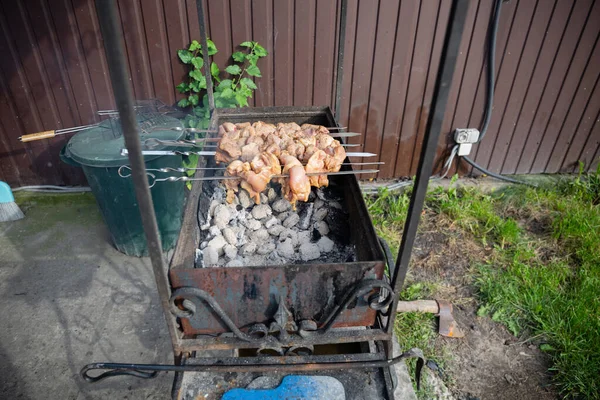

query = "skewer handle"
[[19, 130, 56, 142]]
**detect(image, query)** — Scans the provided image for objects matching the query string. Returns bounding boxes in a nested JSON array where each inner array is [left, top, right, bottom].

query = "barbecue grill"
[[81, 0, 469, 398]]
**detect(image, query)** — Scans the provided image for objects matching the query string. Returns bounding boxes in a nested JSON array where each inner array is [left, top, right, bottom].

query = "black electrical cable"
[[461, 0, 535, 187], [478, 0, 502, 142]]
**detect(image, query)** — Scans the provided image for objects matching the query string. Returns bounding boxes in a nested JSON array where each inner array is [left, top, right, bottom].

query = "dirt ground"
[[407, 212, 556, 400]]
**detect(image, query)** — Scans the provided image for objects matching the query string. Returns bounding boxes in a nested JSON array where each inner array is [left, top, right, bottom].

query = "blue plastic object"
[[221, 376, 345, 400], [0, 181, 15, 204]]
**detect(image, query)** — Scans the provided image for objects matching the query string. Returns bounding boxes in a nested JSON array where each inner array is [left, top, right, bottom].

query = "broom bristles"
[[0, 201, 25, 222]]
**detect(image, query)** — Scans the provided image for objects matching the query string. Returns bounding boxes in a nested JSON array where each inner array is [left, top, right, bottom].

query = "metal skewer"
[[142, 138, 361, 149], [121, 149, 378, 158], [118, 162, 384, 175], [19, 123, 100, 142], [119, 167, 379, 188], [143, 127, 356, 135]]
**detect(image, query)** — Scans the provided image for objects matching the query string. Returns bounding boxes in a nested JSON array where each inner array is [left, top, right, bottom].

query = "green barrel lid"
[[65, 114, 185, 167]]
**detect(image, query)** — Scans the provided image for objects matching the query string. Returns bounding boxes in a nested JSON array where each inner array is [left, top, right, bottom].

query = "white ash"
[[195, 182, 355, 268]]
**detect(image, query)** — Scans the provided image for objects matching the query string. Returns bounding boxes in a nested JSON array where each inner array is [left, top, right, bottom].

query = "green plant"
[[175, 39, 268, 187], [176, 39, 268, 126]]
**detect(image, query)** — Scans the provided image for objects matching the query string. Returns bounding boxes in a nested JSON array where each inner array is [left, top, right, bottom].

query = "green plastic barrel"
[[60, 116, 185, 257]]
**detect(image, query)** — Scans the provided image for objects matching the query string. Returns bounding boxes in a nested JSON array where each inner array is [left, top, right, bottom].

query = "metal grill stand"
[[82, 0, 469, 398]]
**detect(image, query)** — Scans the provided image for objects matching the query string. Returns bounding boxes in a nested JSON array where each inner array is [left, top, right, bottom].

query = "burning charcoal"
[[257, 242, 276, 255], [242, 242, 257, 256], [283, 213, 300, 228], [238, 189, 253, 209], [268, 224, 285, 236], [297, 231, 312, 247], [200, 222, 211, 231], [252, 204, 272, 220], [251, 228, 270, 243], [222, 227, 237, 246], [260, 193, 269, 204], [313, 207, 328, 222], [209, 225, 221, 237], [207, 235, 227, 256], [264, 216, 279, 229], [315, 220, 330, 236], [276, 211, 290, 222], [223, 244, 238, 260], [203, 246, 219, 267], [267, 187, 277, 203], [214, 205, 232, 230], [200, 241, 208, 250], [241, 218, 261, 231], [226, 258, 244, 267], [209, 199, 220, 217], [279, 229, 298, 247], [245, 255, 267, 266], [272, 199, 291, 213], [299, 243, 321, 261], [276, 238, 295, 258], [297, 203, 314, 230], [317, 236, 335, 253], [314, 198, 326, 210], [329, 201, 342, 210]]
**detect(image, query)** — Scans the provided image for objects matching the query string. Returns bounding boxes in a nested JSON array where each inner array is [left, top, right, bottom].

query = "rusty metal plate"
[[170, 261, 384, 335]]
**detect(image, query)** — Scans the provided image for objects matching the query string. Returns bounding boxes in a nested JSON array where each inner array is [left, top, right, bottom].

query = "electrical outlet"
[[454, 128, 480, 156]]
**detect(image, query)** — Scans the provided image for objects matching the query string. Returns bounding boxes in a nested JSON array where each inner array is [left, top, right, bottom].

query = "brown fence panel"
[[1, 0, 599, 186]]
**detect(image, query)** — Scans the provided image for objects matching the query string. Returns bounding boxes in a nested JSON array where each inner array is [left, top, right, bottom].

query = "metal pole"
[[386, 0, 469, 336], [196, 0, 215, 113], [95, 0, 179, 352], [334, 0, 348, 120]]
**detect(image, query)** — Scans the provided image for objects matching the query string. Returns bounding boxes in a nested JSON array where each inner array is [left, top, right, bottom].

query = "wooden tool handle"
[[19, 130, 56, 142], [396, 300, 440, 313]]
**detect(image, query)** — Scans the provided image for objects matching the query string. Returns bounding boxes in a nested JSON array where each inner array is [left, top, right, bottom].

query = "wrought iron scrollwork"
[[318, 279, 395, 333], [170, 287, 268, 343], [170, 279, 395, 347]]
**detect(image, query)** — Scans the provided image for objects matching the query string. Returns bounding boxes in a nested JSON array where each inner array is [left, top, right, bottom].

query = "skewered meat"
[[280, 153, 311, 206], [305, 149, 329, 187], [215, 121, 347, 206], [240, 142, 260, 162]]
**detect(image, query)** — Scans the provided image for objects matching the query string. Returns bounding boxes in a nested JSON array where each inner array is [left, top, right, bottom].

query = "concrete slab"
[[0, 193, 172, 399]]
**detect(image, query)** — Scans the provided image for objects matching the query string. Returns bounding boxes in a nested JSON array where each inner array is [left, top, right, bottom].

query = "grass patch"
[[365, 165, 600, 398]]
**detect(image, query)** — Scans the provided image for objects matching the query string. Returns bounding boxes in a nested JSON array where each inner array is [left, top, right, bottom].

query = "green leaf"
[[177, 98, 190, 108], [175, 82, 189, 93], [210, 62, 220, 81], [215, 98, 226, 108], [221, 88, 235, 99], [225, 65, 242, 75], [217, 79, 233, 91], [235, 93, 249, 107], [240, 41, 253, 48], [178, 49, 193, 64], [245, 53, 259, 66], [246, 65, 261, 77], [240, 77, 257, 90], [189, 69, 204, 81], [188, 40, 200, 52], [240, 86, 253, 98], [189, 76, 207, 92], [188, 94, 199, 106], [207, 39, 218, 55], [191, 57, 204, 69], [232, 51, 246, 62], [254, 43, 268, 57]]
